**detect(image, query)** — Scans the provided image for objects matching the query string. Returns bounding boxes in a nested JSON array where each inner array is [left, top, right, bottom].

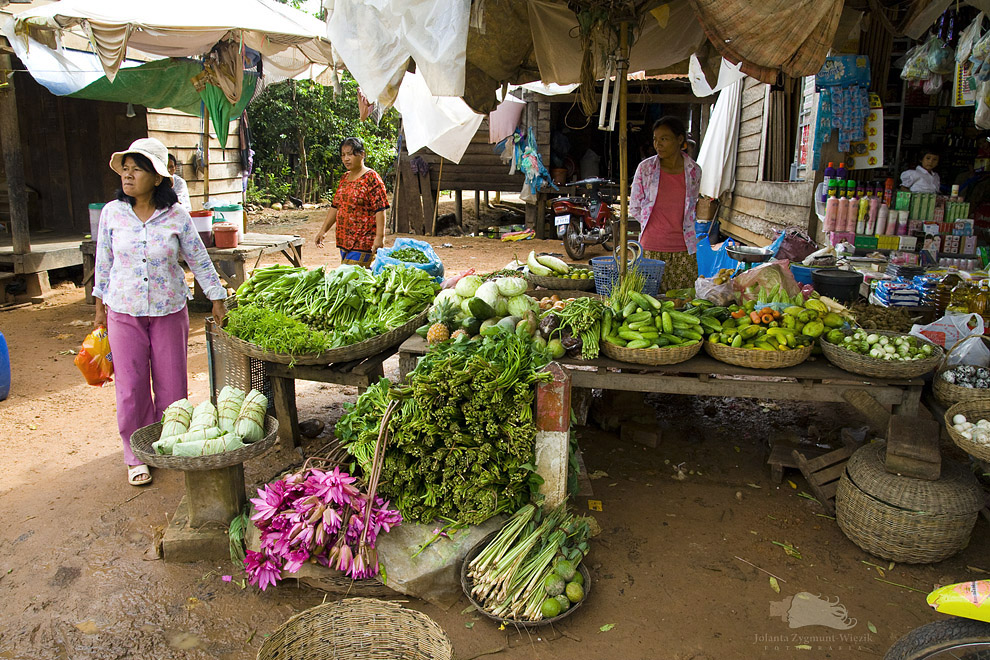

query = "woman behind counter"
[[629, 117, 703, 292], [93, 138, 228, 486], [315, 137, 390, 266]]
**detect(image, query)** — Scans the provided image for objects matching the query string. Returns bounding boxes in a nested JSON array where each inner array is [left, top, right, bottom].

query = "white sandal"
[[127, 464, 152, 486]]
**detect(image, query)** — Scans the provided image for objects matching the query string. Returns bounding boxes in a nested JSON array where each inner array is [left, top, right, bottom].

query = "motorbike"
[[549, 178, 619, 260], [884, 580, 990, 658]]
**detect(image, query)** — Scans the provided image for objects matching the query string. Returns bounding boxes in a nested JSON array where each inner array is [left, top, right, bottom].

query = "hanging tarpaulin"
[[194, 76, 258, 148]]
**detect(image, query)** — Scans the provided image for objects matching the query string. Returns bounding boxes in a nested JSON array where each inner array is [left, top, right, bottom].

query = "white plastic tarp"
[[689, 55, 746, 97], [326, 0, 469, 106], [394, 70, 484, 164], [696, 78, 744, 199], [10, 0, 334, 81]]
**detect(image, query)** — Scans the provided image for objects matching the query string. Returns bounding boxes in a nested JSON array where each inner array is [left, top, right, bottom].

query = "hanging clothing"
[[629, 154, 703, 255]]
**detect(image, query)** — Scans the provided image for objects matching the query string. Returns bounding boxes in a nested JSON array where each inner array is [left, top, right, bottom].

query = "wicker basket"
[[703, 340, 813, 369], [933, 334, 990, 407], [602, 338, 702, 365], [835, 442, 983, 564], [460, 530, 591, 628], [220, 297, 429, 365], [820, 330, 942, 380], [130, 416, 278, 471], [527, 272, 595, 291], [256, 598, 453, 660], [944, 401, 990, 463]]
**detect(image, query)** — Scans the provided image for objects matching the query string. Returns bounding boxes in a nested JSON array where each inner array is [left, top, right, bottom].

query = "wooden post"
[[474, 189, 481, 222], [0, 54, 30, 255], [617, 24, 629, 276], [202, 106, 211, 205], [454, 189, 463, 228], [535, 362, 571, 507]]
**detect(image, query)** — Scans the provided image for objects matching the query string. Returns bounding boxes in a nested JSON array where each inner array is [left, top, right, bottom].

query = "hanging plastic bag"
[[958, 13, 985, 63], [372, 237, 444, 280], [774, 227, 819, 263], [927, 38, 955, 75], [74, 326, 113, 386], [901, 42, 932, 81], [695, 235, 740, 278], [977, 82, 990, 129]]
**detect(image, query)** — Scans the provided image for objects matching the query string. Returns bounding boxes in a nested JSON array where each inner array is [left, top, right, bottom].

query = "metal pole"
[[203, 106, 211, 205], [0, 56, 30, 255], [618, 24, 629, 276]]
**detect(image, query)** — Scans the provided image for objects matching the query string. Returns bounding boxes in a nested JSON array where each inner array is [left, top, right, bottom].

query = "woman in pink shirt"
[[629, 117, 702, 292]]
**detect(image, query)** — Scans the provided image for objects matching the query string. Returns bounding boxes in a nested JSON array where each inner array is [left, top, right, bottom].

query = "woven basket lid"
[[845, 442, 983, 515]]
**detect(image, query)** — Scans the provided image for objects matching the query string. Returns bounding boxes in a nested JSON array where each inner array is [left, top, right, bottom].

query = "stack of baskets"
[[933, 335, 990, 407], [835, 443, 983, 564], [257, 598, 453, 660], [819, 330, 943, 379]]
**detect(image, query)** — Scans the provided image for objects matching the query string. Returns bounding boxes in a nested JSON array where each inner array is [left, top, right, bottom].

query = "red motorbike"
[[550, 178, 618, 260]]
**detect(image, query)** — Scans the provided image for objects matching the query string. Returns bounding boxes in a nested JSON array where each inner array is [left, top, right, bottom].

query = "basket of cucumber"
[[601, 288, 711, 365], [602, 337, 702, 365]]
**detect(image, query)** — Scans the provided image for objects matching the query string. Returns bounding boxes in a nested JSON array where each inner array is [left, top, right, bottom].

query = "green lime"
[[544, 573, 566, 597], [541, 597, 561, 618], [565, 581, 585, 603], [571, 570, 584, 586], [554, 558, 576, 581], [555, 594, 571, 612]]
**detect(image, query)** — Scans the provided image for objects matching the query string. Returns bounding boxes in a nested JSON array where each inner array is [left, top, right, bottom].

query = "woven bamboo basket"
[[130, 416, 278, 471], [527, 271, 595, 291], [944, 401, 990, 463], [835, 442, 983, 564], [219, 297, 429, 365], [460, 530, 591, 628], [703, 340, 812, 369], [933, 334, 990, 407], [256, 597, 453, 660], [602, 338, 702, 365], [820, 330, 942, 380]]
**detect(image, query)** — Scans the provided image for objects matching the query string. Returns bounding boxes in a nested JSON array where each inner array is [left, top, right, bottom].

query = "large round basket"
[[944, 401, 990, 463], [219, 297, 429, 366], [527, 272, 595, 291], [256, 597, 453, 660], [933, 334, 990, 407], [602, 338, 701, 366], [703, 340, 812, 369], [820, 330, 942, 379], [461, 530, 591, 628], [835, 442, 983, 564], [130, 416, 279, 471]]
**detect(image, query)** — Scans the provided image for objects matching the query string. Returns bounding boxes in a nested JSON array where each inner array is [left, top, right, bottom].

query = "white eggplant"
[[536, 254, 569, 274], [526, 251, 551, 276]]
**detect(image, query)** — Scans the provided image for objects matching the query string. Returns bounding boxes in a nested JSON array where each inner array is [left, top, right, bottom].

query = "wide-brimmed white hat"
[[109, 138, 172, 180]]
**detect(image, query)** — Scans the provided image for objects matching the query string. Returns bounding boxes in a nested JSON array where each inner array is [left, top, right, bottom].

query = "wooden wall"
[[147, 108, 244, 209], [718, 77, 815, 246]]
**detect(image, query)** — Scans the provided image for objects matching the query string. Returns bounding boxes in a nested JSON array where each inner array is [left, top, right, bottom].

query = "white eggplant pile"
[[152, 386, 268, 456]]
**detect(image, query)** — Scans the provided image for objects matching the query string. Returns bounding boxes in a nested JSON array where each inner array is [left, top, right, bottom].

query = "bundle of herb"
[[388, 247, 430, 264], [224, 305, 331, 356]]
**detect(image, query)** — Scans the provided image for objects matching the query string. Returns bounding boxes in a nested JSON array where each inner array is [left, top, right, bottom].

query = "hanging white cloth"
[[394, 70, 484, 163], [697, 78, 744, 199]]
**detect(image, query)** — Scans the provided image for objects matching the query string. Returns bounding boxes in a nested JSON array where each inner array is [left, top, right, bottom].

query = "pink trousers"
[[107, 307, 189, 466]]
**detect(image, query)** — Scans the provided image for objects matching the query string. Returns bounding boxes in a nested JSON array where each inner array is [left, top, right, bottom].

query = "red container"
[[212, 222, 239, 249]]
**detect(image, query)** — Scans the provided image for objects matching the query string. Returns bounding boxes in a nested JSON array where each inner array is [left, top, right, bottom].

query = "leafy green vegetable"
[[388, 247, 430, 264], [541, 297, 606, 359], [224, 305, 331, 357]]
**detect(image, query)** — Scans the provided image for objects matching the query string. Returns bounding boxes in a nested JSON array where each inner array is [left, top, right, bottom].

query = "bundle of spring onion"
[[467, 503, 591, 621], [152, 386, 267, 456]]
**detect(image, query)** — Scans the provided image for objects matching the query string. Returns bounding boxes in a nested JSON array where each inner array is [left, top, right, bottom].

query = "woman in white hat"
[[92, 137, 228, 486]]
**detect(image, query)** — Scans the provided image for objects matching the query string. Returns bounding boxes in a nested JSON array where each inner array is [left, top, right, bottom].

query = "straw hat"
[[109, 138, 172, 180]]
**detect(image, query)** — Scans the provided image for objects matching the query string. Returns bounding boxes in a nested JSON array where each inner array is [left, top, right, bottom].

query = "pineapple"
[[426, 300, 457, 344]]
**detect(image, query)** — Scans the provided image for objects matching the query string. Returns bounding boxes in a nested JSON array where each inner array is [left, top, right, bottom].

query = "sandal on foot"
[[127, 464, 152, 486]]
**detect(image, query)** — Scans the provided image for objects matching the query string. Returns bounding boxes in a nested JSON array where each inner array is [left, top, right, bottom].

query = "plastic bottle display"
[[947, 280, 975, 315], [824, 197, 838, 232], [837, 162, 848, 183], [836, 197, 850, 232], [897, 210, 909, 235], [866, 197, 880, 234], [969, 280, 989, 320], [883, 178, 894, 206], [876, 203, 889, 234], [822, 162, 836, 203], [936, 273, 963, 316], [856, 197, 869, 234]]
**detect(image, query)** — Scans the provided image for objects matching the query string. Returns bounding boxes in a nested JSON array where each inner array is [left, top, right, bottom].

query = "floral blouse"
[[93, 200, 226, 318], [629, 154, 702, 254], [332, 169, 389, 252]]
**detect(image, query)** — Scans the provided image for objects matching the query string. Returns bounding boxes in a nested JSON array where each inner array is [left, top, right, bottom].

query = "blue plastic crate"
[[591, 256, 665, 297]]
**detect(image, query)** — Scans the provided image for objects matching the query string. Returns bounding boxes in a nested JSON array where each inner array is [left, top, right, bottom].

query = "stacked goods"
[[466, 504, 590, 622], [336, 333, 551, 525], [229, 264, 438, 353], [823, 329, 935, 361], [424, 275, 540, 343], [152, 386, 267, 456], [707, 298, 842, 351]]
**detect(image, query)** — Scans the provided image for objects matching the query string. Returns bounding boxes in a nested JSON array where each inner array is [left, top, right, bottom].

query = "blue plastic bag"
[[372, 238, 444, 280], [695, 235, 740, 278]]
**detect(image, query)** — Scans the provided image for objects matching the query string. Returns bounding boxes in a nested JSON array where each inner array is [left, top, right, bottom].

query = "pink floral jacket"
[[629, 154, 702, 254]]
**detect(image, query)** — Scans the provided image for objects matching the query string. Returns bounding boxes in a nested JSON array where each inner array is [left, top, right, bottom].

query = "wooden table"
[[398, 335, 925, 415], [80, 232, 305, 303]]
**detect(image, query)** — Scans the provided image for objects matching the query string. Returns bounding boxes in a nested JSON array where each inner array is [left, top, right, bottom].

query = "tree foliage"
[[247, 72, 399, 204]]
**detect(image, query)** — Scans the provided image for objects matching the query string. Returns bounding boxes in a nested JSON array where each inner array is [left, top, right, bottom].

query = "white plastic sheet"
[[696, 78, 744, 199], [326, 0, 469, 106], [689, 55, 746, 97], [394, 70, 484, 163]]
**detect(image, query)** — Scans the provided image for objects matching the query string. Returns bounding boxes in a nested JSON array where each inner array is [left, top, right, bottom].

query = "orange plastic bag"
[[74, 326, 114, 386]]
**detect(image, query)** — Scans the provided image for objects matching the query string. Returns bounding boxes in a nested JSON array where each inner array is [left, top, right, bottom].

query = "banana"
[[804, 299, 828, 314]]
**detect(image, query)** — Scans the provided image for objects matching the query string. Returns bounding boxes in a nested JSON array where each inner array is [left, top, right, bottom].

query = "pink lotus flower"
[[244, 551, 281, 591], [336, 543, 353, 573], [283, 549, 310, 573]]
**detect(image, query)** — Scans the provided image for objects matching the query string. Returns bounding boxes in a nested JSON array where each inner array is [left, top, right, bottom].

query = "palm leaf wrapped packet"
[[153, 426, 223, 454], [217, 386, 245, 433], [234, 389, 267, 443], [188, 400, 218, 432], [173, 432, 245, 457], [161, 399, 193, 438]]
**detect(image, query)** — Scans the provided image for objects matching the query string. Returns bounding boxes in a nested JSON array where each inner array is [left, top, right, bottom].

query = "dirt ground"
[[0, 199, 987, 659]]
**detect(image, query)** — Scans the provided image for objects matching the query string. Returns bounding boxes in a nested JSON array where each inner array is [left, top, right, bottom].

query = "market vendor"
[[629, 116, 703, 291], [314, 137, 390, 267], [899, 147, 942, 193], [93, 137, 228, 487]]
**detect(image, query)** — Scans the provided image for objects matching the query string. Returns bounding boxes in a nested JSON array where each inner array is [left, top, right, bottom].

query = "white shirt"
[[900, 166, 940, 194], [172, 174, 192, 212]]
